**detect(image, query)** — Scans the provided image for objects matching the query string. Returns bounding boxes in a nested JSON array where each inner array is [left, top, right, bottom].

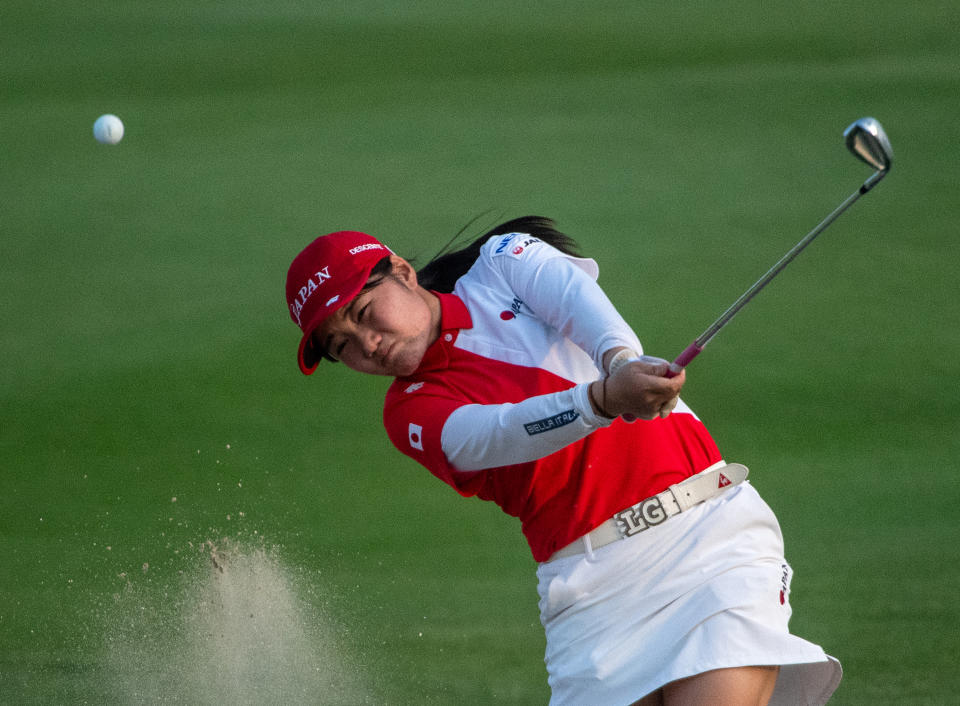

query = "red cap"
[[286, 231, 391, 374]]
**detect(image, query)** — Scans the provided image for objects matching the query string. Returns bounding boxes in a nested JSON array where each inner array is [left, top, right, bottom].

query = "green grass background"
[[2, 1, 958, 703]]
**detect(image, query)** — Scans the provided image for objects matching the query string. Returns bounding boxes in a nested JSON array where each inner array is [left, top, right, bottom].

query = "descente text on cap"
[[285, 231, 391, 375]]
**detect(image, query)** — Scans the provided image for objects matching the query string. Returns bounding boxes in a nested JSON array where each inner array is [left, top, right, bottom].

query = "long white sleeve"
[[442, 383, 614, 471]]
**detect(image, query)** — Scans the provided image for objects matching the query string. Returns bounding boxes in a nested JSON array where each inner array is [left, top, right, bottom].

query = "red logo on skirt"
[[718, 473, 731, 488], [779, 564, 790, 605]]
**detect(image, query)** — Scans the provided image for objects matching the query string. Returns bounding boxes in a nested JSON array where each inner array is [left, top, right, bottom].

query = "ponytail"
[[417, 216, 582, 293]]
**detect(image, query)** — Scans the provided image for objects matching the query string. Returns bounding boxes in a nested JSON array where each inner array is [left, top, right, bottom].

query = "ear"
[[388, 254, 419, 289]]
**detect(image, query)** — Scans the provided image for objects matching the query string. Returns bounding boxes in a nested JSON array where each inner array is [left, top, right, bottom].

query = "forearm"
[[441, 384, 614, 471]]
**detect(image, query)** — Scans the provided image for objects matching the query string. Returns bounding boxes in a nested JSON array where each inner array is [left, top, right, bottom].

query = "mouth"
[[380, 342, 396, 367]]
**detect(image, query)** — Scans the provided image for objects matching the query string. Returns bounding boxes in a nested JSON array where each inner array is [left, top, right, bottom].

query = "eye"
[[357, 303, 370, 322], [320, 332, 344, 362]]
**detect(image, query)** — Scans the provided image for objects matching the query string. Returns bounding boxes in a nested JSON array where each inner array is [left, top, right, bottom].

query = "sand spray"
[[102, 537, 371, 704]]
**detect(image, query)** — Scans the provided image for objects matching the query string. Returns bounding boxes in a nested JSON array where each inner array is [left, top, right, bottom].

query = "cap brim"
[[298, 331, 322, 375]]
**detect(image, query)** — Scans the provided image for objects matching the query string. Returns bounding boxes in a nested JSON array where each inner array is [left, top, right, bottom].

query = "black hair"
[[416, 215, 581, 293]]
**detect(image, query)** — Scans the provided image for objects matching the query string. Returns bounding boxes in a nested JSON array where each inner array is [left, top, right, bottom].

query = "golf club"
[[666, 117, 893, 376]]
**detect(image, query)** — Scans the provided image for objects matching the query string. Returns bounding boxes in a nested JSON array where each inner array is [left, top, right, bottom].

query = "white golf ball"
[[93, 114, 124, 145]]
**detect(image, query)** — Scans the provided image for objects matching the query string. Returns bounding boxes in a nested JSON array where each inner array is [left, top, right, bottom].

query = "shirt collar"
[[436, 291, 472, 331]]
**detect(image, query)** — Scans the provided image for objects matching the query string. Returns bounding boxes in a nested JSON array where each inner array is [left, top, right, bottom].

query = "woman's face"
[[314, 255, 441, 377]]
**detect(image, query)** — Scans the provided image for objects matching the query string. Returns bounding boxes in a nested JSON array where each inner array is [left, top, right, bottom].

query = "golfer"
[[285, 217, 842, 705]]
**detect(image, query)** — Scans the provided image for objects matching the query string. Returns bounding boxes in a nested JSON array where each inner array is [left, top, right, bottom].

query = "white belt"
[[547, 462, 749, 562]]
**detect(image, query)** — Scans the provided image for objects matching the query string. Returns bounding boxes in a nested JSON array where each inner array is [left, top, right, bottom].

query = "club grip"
[[667, 341, 703, 378]]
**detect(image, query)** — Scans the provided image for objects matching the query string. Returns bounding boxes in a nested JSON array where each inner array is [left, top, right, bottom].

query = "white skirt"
[[537, 482, 842, 706]]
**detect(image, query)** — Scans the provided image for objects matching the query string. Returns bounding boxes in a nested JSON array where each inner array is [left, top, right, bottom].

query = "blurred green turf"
[[2, 1, 959, 703]]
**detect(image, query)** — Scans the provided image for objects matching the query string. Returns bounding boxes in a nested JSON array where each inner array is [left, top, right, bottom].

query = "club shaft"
[[692, 176, 879, 351]]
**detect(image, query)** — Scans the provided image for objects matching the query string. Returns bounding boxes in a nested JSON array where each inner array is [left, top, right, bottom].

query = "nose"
[[358, 327, 381, 358]]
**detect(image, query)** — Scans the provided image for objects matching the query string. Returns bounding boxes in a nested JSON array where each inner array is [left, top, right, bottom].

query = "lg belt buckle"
[[613, 493, 670, 539]]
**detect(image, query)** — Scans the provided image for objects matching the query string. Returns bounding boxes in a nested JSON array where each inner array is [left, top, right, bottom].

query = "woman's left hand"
[[590, 354, 685, 420]]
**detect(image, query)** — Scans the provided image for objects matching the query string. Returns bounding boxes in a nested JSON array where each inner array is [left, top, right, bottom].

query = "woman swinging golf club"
[[285, 216, 842, 705]]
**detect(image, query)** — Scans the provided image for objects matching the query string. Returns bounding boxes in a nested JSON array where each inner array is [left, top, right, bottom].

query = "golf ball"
[[93, 114, 124, 145]]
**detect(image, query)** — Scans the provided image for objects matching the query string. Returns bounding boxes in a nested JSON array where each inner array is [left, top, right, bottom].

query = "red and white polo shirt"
[[383, 234, 721, 562]]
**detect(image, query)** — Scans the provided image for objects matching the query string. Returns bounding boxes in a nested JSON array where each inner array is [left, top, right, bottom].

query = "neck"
[[419, 287, 443, 346]]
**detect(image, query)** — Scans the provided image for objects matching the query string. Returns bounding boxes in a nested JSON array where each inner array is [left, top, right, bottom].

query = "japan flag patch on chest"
[[408, 423, 424, 451]]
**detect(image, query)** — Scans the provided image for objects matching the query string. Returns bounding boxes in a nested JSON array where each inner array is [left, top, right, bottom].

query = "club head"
[[844, 117, 893, 172]]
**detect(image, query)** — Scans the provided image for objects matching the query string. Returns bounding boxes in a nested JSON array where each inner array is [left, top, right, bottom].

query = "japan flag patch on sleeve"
[[408, 423, 424, 451], [493, 233, 542, 260]]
